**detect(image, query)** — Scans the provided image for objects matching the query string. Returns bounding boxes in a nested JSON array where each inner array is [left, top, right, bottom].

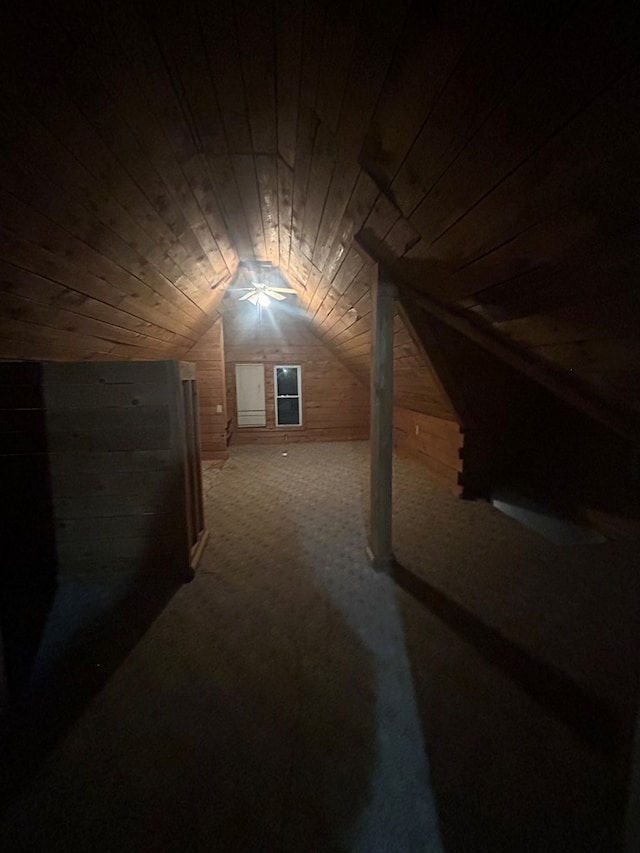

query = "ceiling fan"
[[228, 263, 297, 306], [235, 279, 297, 306]]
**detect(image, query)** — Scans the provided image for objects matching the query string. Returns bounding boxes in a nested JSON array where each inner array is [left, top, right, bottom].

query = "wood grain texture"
[[0, 0, 638, 433], [393, 408, 463, 495], [222, 298, 369, 443], [184, 317, 229, 458]]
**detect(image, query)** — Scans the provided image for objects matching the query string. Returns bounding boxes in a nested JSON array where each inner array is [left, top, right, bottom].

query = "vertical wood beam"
[[625, 713, 640, 853], [367, 268, 396, 571]]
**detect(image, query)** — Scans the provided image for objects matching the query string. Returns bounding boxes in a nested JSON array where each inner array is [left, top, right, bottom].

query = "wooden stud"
[[367, 267, 396, 572]]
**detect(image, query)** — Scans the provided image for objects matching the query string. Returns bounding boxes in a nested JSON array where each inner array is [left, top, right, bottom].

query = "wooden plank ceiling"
[[0, 0, 639, 425]]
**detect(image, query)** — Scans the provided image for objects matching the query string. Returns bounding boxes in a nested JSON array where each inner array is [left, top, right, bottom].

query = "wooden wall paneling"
[[312, 247, 362, 318], [0, 251, 192, 352], [255, 155, 280, 266], [0, 338, 108, 365], [313, 248, 365, 335], [443, 206, 598, 305], [313, 0, 362, 134], [296, 0, 364, 264], [0, 249, 195, 360], [329, 299, 373, 349], [4, 72, 219, 314], [494, 308, 640, 352], [395, 302, 459, 419], [0, 106, 211, 327], [426, 69, 640, 298], [310, 0, 409, 274], [389, 3, 569, 219], [332, 330, 372, 363], [127, 23, 235, 287], [389, 257, 640, 442], [299, 265, 324, 315], [0, 190, 203, 340], [287, 103, 320, 287], [195, 0, 252, 153], [401, 307, 640, 517], [393, 407, 463, 494], [397, 298, 473, 425], [321, 266, 372, 340], [0, 290, 171, 356], [204, 155, 255, 261], [231, 154, 268, 259], [533, 339, 640, 404], [0, 0, 638, 438], [285, 0, 328, 284], [0, 316, 148, 363], [185, 318, 229, 458], [324, 299, 371, 349], [274, 0, 303, 171], [0, 135, 209, 334], [360, 0, 481, 192], [102, 1, 237, 290], [168, 0, 256, 259], [459, 218, 640, 324], [56, 37, 237, 287], [393, 308, 459, 421], [0, 98, 186, 290], [316, 169, 377, 292], [306, 246, 361, 331], [309, 283, 340, 334], [0, 154, 213, 325], [305, 270, 331, 320], [222, 300, 368, 442], [235, 0, 278, 156], [299, 120, 338, 264], [277, 158, 295, 272], [320, 169, 380, 287], [403, 5, 640, 261]]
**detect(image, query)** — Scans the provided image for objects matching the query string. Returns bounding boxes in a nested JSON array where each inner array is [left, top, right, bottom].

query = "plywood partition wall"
[[0, 360, 203, 709]]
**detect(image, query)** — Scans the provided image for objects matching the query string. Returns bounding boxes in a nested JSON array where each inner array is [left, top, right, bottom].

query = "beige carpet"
[[1, 441, 639, 852]]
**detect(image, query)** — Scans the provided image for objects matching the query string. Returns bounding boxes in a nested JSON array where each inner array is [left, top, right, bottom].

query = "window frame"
[[273, 364, 303, 427]]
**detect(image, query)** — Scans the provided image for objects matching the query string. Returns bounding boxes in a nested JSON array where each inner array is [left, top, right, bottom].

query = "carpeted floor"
[[1, 441, 639, 852]]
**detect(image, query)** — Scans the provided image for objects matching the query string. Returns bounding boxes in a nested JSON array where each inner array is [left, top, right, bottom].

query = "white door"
[[235, 364, 266, 427]]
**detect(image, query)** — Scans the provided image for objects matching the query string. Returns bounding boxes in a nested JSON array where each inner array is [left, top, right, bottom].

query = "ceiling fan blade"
[[265, 289, 286, 301], [247, 292, 260, 305], [238, 291, 254, 301], [270, 287, 297, 293]]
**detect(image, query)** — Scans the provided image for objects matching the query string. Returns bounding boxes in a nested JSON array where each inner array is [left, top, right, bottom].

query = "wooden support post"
[[367, 270, 396, 572], [625, 711, 640, 853]]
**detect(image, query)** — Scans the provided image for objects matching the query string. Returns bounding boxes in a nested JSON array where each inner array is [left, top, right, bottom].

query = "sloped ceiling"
[[1, 1, 639, 427]]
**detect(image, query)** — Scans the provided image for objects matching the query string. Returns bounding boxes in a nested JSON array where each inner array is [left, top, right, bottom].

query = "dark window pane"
[[277, 398, 300, 425], [276, 367, 298, 396]]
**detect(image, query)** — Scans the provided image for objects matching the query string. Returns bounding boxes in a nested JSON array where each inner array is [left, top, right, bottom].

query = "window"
[[274, 365, 302, 426]]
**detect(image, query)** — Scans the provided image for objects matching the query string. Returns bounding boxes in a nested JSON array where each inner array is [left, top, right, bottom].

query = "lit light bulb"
[[257, 292, 270, 307]]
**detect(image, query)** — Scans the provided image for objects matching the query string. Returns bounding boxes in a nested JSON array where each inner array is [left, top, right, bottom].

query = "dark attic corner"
[[1, 0, 640, 851]]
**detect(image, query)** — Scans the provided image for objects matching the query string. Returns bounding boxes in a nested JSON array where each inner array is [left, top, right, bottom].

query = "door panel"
[[235, 364, 266, 427]]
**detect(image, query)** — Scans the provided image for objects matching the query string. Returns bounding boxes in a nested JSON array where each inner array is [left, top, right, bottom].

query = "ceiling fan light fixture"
[[257, 291, 271, 307]]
